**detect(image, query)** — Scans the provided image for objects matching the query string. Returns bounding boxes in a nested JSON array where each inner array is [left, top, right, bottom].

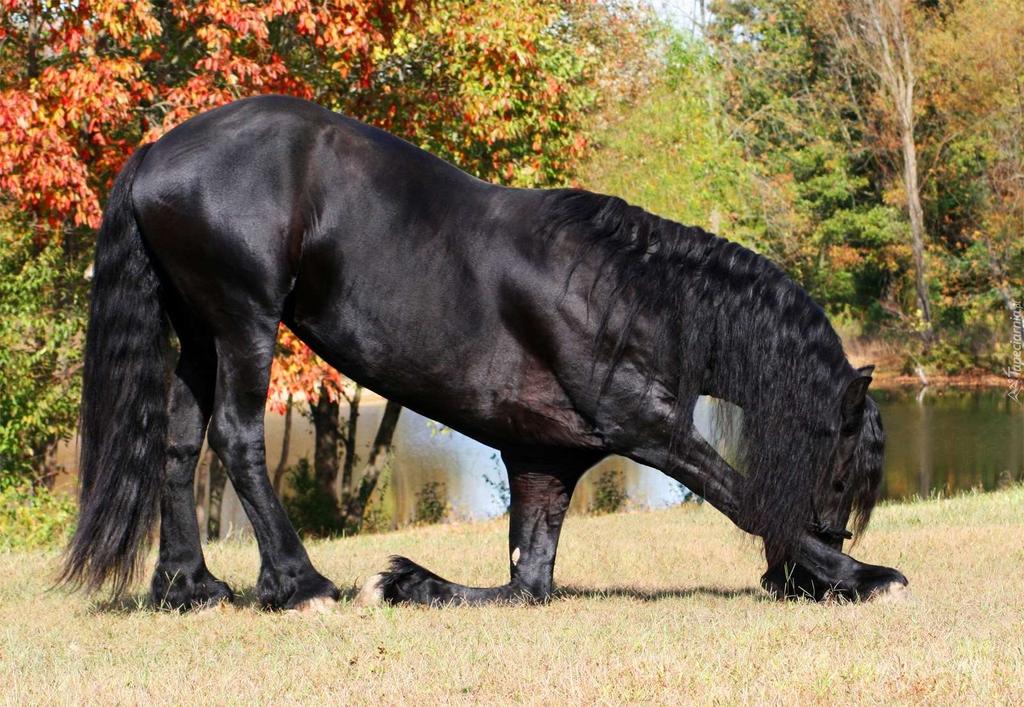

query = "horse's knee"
[[207, 409, 241, 455], [164, 440, 203, 489], [207, 416, 265, 484]]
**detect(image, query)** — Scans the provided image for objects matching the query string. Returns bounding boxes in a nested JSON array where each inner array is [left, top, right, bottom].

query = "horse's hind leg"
[[359, 449, 600, 606], [206, 323, 340, 611], [151, 334, 234, 609]]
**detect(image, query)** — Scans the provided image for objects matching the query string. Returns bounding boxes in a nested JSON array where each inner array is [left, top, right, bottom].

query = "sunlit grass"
[[1, 486, 1022, 704]]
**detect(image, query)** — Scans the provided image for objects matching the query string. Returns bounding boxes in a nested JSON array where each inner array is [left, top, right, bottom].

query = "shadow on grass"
[[554, 584, 764, 602], [86, 582, 760, 613]]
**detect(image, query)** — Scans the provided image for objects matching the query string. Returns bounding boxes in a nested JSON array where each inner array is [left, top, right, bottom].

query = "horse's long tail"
[[61, 143, 167, 597]]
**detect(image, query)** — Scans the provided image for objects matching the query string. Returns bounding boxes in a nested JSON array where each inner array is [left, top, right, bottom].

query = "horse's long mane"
[[544, 189, 866, 563], [849, 397, 884, 536]]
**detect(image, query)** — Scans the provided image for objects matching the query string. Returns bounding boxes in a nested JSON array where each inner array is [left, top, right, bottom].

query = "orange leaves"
[[267, 325, 347, 412], [0, 0, 609, 235], [828, 244, 864, 269], [0, 3, 155, 228], [90, 0, 161, 46], [0, 0, 414, 232], [0, 54, 146, 228], [143, 0, 411, 137], [0, 90, 99, 227]]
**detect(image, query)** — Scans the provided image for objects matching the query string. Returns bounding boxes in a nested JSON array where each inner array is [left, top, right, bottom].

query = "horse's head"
[[811, 365, 885, 551]]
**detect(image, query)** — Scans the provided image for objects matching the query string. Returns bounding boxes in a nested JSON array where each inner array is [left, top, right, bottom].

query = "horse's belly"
[[287, 294, 595, 451]]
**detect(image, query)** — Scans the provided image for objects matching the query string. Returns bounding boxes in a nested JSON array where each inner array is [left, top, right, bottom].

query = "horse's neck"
[[696, 280, 848, 414], [543, 189, 847, 420]]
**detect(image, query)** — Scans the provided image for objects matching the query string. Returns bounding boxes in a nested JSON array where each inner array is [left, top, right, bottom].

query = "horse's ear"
[[840, 368, 873, 434]]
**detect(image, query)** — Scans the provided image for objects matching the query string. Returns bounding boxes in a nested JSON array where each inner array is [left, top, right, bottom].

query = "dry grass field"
[[1, 486, 1022, 705]]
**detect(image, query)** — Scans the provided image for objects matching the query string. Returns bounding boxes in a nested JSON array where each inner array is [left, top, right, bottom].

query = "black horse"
[[62, 95, 907, 610]]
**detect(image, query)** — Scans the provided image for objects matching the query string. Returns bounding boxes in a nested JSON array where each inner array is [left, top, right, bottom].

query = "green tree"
[[709, 0, 911, 320], [0, 211, 87, 486], [580, 32, 761, 242]]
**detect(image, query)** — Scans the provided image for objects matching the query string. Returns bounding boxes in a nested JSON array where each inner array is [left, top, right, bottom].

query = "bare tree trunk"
[[310, 383, 341, 516], [838, 0, 934, 338], [341, 400, 402, 531], [37, 443, 59, 489], [888, 0, 933, 337], [901, 121, 933, 335], [271, 394, 293, 496], [340, 385, 362, 496], [195, 448, 210, 540], [26, 10, 40, 80]]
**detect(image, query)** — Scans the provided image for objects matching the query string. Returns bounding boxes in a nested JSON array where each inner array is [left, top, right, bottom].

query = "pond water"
[[871, 387, 1024, 500], [213, 385, 1023, 533]]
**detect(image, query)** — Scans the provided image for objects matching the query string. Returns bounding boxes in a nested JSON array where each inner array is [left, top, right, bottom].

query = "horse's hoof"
[[195, 596, 236, 613], [868, 580, 912, 603], [851, 564, 909, 602], [353, 573, 386, 607], [258, 568, 341, 610], [289, 596, 338, 614]]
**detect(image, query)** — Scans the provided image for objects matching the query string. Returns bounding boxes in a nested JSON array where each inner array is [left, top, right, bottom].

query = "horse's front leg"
[[653, 429, 908, 601], [357, 449, 599, 606]]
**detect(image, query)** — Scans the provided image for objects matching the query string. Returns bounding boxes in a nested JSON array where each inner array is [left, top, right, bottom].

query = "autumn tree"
[[709, 0, 912, 317], [917, 0, 1024, 332], [813, 0, 1022, 362], [707, 0, 1021, 373], [818, 0, 934, 338], [0, 0, 414, 495]]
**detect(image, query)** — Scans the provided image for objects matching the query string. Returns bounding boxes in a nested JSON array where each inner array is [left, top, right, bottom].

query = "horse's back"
[[131, 94, 493, 325]]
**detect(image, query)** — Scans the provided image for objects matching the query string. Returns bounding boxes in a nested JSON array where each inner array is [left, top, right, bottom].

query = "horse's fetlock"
[[151, 563, 233, 610], [513, 575, 552, 602]]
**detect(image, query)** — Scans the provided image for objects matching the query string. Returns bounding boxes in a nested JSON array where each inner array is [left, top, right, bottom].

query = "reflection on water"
[[873, 387, 1024, 500], [215, 386, 1022, 534]]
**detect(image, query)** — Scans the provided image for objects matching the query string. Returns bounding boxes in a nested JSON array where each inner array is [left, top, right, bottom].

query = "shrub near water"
[[591, 469, 627, 514], [0, 217, 87, 486], [414, 481, 450, 525], [282, 459, 346, 538], [0, 484, 76, 551]]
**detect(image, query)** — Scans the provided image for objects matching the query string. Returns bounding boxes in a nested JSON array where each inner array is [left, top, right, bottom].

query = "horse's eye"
[[832, 479, 846, 493]]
